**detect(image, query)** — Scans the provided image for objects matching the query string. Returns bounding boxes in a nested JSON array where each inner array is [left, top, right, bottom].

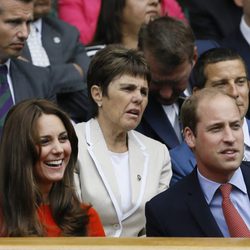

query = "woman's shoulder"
[[130, 129, 167, 149]]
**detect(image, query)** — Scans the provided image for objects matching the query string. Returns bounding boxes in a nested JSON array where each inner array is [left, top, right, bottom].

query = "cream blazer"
[[74, 118, 172, 237]]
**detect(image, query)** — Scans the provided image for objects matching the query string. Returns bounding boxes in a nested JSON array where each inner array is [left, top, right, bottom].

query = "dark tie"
[[220, 183, 250, 237], [0, 65, 13, 132]]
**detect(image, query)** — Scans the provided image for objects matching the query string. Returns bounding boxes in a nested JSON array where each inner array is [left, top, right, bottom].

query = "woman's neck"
[[121, 25, 139, 49], [97, 117, 128, 153]]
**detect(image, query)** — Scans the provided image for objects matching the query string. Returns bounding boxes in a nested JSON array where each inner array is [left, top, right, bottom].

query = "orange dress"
[[37, 205, 105, 237]]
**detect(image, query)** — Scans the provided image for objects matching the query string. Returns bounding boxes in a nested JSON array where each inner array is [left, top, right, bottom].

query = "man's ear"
[[91, 85, 103, 107], [233, 0, 243, 8], [184, 127, 196, 150]]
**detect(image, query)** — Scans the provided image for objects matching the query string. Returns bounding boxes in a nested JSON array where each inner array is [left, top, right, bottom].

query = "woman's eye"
[[39, 138, 50, 145], [59, 135, 69, 142]]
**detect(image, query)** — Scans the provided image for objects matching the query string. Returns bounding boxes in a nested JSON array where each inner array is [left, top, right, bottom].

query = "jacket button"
[[113, 224, 120, 229]]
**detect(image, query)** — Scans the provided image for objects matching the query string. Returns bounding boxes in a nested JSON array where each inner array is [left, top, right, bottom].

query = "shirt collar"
[[240, 16, 250, 45], [197, 167, 247, 205], [32, 18, 42, 34]]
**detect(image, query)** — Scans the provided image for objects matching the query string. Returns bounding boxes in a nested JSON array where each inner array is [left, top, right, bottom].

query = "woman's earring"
[[98, 102, 102, 107]]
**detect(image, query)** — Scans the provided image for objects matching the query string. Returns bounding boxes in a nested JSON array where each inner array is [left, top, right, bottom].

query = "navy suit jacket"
[[146, 162, 250, 237], [21, 16, 91, 122], [169, 119, 250, 186], [136, 94, 182, 149], [221, 27, 250, 77]]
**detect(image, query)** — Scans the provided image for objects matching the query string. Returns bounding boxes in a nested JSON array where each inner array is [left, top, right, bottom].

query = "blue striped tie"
[[0, 65, 13, 132]]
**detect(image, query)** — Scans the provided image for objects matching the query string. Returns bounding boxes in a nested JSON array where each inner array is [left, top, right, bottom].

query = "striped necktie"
[[0, 65, 13, 132], [220, 183, 250, 237]]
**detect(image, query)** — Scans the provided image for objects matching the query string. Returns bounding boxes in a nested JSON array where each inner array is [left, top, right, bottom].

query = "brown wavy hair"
[[0, 99, 89, 236]]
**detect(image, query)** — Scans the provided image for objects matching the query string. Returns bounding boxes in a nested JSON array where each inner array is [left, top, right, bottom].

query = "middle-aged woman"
[[74, 45, 172, 237], [0, 99, 105, 237]]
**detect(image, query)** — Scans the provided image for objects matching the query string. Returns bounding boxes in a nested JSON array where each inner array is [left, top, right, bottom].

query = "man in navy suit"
[[170, 48, 250, 185], [146, 89, 250, 237], [137, 16, 219, 149]]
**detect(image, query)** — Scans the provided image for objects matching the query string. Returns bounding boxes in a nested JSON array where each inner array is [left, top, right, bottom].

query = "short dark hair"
[[192, 48, 249, 90], [138, 16, 195, 71], [181, 88, 238, 135], [87, 44, 151, 117], [0, 0, 33, 14]]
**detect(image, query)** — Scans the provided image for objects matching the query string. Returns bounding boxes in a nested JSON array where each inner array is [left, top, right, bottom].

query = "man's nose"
[[17, 23, 30, 40]]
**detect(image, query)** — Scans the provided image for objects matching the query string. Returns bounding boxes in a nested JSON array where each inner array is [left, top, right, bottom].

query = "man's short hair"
[[138, 16, 195, 71], [181, 88, 238, 135], [192, 48, 249, 89], [0, 0, 33, 14]]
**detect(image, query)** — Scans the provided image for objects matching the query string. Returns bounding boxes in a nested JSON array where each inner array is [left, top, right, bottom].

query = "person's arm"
[[157, 144, 172, 192], [145, 202, 166, 237]]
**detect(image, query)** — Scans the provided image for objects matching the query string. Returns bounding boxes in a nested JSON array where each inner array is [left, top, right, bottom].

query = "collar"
[[197, 167, 247, 205], [240, 16, 250, 45], [32, 18, 42, 34]]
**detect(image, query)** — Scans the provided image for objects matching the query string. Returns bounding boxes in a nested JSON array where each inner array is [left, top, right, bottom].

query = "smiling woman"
[[0, 99, 105, 237]]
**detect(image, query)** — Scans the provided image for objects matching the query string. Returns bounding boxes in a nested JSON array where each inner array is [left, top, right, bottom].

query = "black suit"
[[221, 27, 250, 76], [146, 162, 250, 237], [183, 0, 242, 42]]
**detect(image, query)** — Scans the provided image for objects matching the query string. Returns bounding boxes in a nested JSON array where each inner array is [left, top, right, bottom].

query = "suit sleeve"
[[145, 201, 166, 236], [157, 144, 172, 193]]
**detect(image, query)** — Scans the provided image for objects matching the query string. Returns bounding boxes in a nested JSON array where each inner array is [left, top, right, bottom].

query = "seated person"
[[221, 0, 250, 119], [170, 48, 250, 185], [137, 16, 218, 150], [84, 0, 162, 57], [146, 88, 250, 237], [0, 99, 105, 237], [74, 45, 172, 237], [58, 0, 186, 46]]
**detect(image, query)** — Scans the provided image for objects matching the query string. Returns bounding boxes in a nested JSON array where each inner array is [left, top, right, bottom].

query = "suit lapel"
[[143, 95, 180, 148], [42, 18, 63, 64], [185, 170, 223, 237], [10, 60, 32, 103], [85, 119, 123, 220]]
